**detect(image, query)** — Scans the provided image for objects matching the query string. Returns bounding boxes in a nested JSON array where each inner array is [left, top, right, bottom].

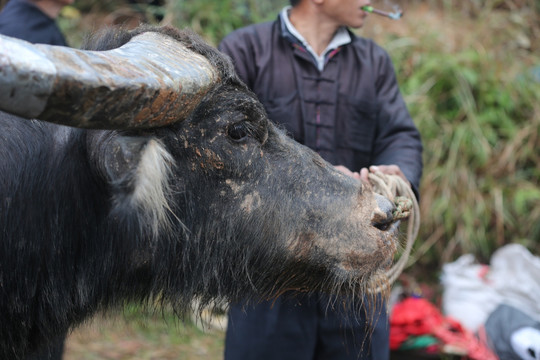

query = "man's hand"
[[360, 165, 410, 186], [335, 164, 410, 187]]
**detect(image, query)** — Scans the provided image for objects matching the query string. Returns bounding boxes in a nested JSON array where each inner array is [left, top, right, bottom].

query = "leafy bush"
[[377, 5, 540, 269], [164, 0, 286, 45]]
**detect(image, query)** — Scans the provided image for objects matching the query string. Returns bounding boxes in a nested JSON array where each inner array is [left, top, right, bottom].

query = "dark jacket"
[[219, 17, 423, 195], [0, 0, 67, 46]]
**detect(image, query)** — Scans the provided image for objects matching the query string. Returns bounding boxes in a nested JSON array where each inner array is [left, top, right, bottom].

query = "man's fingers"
[[360, 168, 369, 182], [370, 164, 397, 174], [335, 164, 409, 185], [369, 165, 410, 186]]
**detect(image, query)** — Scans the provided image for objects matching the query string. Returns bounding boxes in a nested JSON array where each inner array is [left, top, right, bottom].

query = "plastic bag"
[[441, 244, 540, 332]]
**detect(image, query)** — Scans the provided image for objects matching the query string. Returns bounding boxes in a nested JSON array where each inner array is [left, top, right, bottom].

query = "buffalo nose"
[[371, 194, 395, 231]]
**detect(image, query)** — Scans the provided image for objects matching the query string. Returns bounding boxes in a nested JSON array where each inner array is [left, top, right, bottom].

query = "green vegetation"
[[376, 3, 540, 269], [164, 0, 285, 45]]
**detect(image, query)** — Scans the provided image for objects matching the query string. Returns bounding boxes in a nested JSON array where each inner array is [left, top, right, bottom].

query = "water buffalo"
[[0, 25, 399, 359]]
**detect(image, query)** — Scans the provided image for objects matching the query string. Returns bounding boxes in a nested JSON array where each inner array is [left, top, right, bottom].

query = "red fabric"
[[390, 297, 498, 360], [390, 297, 443, 349]]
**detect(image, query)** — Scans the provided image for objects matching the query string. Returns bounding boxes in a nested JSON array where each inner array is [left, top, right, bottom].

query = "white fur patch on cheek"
[[131, 139, 175, 234]]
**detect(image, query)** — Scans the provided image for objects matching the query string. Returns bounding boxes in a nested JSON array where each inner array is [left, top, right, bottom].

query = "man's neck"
[[288, 4, 340, 55], [30, 0, 64, 19]]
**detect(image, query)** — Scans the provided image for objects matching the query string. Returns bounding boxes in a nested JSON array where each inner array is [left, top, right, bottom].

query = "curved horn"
[[0, 32, 219, 129]]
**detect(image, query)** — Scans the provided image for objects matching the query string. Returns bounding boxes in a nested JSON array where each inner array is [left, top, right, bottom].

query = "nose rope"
[[368, 172, 420, 289]]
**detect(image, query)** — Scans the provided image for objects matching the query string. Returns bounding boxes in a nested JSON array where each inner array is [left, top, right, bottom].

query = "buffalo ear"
[[92, 133, 175, 231], [103, 136, 150, 190]]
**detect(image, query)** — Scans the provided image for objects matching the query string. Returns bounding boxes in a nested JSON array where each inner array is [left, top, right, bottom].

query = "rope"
[[368, 172, 420, 288]]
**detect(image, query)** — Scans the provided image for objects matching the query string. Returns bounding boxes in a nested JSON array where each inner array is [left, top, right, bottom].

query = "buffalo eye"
[[227, 122, 249, 142]]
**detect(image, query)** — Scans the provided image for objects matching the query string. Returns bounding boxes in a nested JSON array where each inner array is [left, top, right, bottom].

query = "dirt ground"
[[64, 313, 226, 360]]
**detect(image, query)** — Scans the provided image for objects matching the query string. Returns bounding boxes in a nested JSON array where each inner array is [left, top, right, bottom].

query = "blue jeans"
[[224, 294, 389, 360]]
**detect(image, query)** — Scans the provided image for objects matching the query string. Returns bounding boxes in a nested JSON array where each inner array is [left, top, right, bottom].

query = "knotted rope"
[[368, 172, 420, 287]]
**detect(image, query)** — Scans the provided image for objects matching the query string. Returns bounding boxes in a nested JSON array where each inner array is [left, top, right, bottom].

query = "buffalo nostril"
[[371, 194, 395, 231], [375, 193, 394, 215]]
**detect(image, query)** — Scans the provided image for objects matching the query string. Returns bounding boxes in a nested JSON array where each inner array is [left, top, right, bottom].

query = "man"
[[0, 0, 73, 46], [218, 0, 423, 359], [1, 2, 74, 358]]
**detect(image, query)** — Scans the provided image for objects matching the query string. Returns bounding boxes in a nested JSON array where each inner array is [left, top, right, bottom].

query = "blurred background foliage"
[[3, 0, 537, 272], [364, 0, 540, 271]]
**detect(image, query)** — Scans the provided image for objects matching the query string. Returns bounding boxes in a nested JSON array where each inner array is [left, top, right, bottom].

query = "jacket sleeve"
[[372, 48, 423, 198]]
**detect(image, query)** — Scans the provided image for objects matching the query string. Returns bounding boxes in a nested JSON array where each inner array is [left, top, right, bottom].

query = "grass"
[[64, 306, 225, 360]]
